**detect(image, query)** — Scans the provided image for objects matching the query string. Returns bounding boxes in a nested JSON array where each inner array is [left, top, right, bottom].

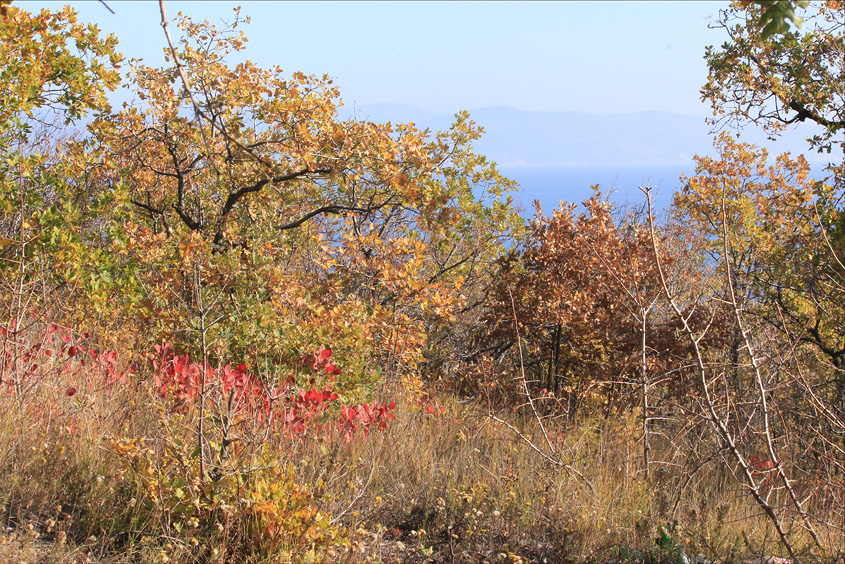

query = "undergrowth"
[[1, 317, 837, 563]]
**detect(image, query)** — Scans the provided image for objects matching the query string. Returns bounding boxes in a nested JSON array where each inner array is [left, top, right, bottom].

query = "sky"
[[32, 1, 730, 117]]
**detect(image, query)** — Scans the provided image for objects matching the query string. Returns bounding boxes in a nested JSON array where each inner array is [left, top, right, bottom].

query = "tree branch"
[[159, 1, 214, 154], [173, 203, 200, 231], [787, 99, 845, 129], [428, 251, 477, 284], [274, 204, 377, 231], [220, 168, 331, 220], [130, 199, 164, 217]]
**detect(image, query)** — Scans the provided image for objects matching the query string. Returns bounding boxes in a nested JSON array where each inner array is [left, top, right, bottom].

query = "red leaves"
[[149, 347, 214, 410], [149, 344, 271, 414], [96, 349, 126, 385], [0, 319, 105, 401], [282, 383, 338, 434], [296, 384, 339, 409], [749, 454, 777, 492], [149, 341, 396, 441], [221, 363, 253, 394], [417, 392, 445, 416], [305, 345, 342, 380], [339, 401, 396, 443]]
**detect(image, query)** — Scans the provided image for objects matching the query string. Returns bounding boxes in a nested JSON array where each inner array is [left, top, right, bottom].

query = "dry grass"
[[290, 390, 840, 563], [1, 319, 842, 563]]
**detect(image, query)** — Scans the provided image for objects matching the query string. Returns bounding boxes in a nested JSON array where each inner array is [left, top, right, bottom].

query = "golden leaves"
[[27, 6, 523, 393], [0, 3, 121, 133]]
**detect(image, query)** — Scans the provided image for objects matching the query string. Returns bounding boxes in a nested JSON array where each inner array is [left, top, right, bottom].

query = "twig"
[[158, 1, 214, 157], [508, 289, 555, 454], [644, 185, 800, 561], [330, 454, 377, 525], [98, 1, 115, 15]]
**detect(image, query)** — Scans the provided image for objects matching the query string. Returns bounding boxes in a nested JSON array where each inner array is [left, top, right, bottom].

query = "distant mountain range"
[[341, 103, 827, 169]]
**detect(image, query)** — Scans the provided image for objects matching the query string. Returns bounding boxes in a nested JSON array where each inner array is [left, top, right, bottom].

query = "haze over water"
[[500, 164, 692, 216]]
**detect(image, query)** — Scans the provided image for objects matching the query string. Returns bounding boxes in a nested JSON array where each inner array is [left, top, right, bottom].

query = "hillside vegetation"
[[2, 2, 844, 563]]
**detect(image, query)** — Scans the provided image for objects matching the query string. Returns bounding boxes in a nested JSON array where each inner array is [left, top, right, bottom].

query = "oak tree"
[[84, 10, 521, 392]]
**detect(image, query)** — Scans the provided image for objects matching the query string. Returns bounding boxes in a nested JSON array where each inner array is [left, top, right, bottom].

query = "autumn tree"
[[474, 194, 709, 422], [0, 4, 122, 328], [704, 1, 842, 149], [702, 2, 845, 407], [81, 9, 521, 394]]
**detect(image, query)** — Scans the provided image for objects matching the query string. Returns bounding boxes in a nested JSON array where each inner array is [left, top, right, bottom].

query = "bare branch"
[[98, 0, 115, 15], [644, 185, 800, 561], [720, 183, 823, 551]]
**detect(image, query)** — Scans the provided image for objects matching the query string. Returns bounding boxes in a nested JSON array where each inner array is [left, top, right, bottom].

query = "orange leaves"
[[476, 192, 693, 409], [674, 132, 817, 263], [0, 4, 121, 132]]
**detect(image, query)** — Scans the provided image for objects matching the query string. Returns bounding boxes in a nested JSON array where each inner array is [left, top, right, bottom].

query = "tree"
[[82, 9, 521, 392], [704, 1, 843, 156], [475, 194, 710, 421], [0, 3, 122, 329], [701, 2, 845, 408], [679, 5, 845, 554]]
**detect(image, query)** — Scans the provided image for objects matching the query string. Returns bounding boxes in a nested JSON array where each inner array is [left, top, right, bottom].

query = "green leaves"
[[745, 1, 809, 39], [704, 2, 844, 156]]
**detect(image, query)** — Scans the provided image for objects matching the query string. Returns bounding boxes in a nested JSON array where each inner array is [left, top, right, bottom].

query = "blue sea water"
[[499, 164, 696, 217]]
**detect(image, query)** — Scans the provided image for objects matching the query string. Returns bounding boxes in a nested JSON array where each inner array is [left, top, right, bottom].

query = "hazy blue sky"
[[34, 1, 729, 116]]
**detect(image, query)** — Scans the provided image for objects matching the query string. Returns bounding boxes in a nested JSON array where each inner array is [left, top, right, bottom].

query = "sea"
[[498, 164, 696, 218], [499, 161, 834, 219]]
